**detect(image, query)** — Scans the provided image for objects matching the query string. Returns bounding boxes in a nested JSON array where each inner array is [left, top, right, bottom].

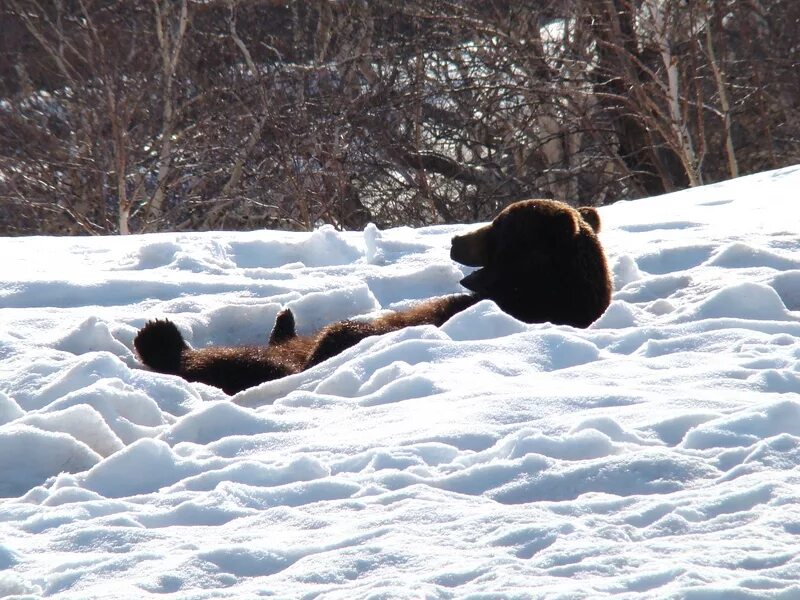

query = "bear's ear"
[[578, 207, 601, 233], [451, 223, 492, 267]]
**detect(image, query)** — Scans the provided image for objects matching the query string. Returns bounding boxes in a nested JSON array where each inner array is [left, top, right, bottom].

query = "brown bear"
[[134, 199, 611, 394]]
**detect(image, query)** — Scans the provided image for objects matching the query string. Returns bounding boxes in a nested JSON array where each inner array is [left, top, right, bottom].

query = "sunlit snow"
[[1, 166, 800, 598]]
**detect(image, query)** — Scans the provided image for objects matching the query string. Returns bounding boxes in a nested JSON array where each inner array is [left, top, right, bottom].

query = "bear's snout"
[[451, 224, 491, 267]]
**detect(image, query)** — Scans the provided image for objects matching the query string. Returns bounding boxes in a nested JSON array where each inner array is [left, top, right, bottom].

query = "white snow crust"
[[1, 166, 800, 598]]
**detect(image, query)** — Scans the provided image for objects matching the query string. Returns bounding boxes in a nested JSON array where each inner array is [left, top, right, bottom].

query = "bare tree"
[[144, 0, 190, 231], [1, 0, 799, 235]]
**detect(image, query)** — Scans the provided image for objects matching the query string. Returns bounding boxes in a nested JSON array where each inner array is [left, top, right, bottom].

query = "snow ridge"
[[1, 166, 800, 598]]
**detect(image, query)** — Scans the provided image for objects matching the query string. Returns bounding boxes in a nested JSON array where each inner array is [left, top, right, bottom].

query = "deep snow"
[[1, 166, 800, 599]]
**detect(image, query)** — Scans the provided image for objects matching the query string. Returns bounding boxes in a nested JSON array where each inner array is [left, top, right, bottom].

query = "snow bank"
[[1, 166, 800, 598]]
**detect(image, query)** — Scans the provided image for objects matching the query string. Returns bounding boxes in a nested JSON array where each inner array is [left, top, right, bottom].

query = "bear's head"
[[450, 199, 611, 328]]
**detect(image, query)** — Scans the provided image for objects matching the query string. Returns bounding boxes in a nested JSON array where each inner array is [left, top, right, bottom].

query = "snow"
[[2, 165, 800, 598]]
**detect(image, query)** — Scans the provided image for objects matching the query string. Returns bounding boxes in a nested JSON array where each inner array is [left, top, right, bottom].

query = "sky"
[[1, 165, 800, 599]]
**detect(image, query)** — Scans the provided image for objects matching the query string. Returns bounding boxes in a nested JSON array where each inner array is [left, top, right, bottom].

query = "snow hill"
[[1, 166, 800, 599]]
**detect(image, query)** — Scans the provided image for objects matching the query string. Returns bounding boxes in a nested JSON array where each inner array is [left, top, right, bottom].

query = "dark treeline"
[[1, 0, 798, 235]]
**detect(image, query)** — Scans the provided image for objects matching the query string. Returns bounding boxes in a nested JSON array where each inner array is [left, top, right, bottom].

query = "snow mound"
[[2, 166, 800, 598]]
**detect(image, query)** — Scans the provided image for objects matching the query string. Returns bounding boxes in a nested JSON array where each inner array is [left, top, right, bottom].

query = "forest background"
[[1, 0, 797, 235]]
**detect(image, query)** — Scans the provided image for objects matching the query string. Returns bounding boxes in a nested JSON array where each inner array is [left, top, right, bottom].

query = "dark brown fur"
[[134, 199, 611, 394], [578, 206, 602, 234], [304, 293, 479, 367], [133, 318, 310, 395], [450, 199, 610, 328]]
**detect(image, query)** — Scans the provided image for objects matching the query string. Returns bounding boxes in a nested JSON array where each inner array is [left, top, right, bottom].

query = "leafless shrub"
[[1, 0, 798, 234]]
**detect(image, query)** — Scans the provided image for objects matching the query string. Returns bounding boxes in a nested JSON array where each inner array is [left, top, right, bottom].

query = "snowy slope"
[[1, 166, 800, 599]]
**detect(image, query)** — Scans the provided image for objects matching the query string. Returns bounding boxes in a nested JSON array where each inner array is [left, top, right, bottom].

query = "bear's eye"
[[484, 222, 500, 254], [490, 213, 511, 236], [492, 214, 523, 244]]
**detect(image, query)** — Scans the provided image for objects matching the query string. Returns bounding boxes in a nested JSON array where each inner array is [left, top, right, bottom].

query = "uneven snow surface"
[[2, 166, 800, 599]]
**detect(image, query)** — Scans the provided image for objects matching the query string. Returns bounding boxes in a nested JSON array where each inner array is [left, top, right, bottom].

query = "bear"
[[449, 199, 610, 329], [134, 199, 611, 394], [133, 317, 307, 395], [296, 200, 609, 366]]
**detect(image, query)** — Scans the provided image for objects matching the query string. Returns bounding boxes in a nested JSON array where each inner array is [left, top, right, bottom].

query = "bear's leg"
[[268, 308, 297, 345], [134, 319, 188, 374], [305, 320, 380, 368]]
